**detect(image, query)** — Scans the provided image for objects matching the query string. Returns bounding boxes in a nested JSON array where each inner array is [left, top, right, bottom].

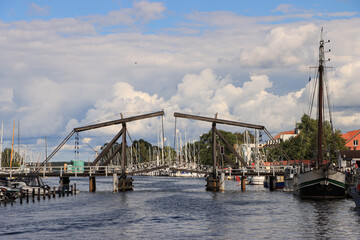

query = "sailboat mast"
[[317, 28, 325, 167]]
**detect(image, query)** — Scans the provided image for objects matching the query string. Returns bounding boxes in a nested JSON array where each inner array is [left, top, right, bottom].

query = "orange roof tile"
[[342, 129, 360, 142], [274, 130, 296, 139]]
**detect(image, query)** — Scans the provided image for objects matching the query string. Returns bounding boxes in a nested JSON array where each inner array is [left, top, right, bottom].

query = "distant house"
[[338, 150, 360, 169], [265, 130, 298, 146], [342, 129, 360, 151]]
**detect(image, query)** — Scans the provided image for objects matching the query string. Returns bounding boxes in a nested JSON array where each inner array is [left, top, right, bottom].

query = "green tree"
[[267, 114, 346, 163], [196, 130, 251, 166], [1, 148, 22, 167]]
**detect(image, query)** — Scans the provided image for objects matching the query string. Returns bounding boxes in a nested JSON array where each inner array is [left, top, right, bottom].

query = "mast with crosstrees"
[[317, 28, 325, 168]]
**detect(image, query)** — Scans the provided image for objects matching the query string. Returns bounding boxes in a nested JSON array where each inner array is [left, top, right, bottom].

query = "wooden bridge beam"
[[212, 123, 217, 178], [121, 123, 127, 178], [92, 128, 124, 166]]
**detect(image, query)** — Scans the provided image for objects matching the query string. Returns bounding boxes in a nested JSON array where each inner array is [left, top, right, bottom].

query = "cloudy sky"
[[0, 0, 359, 162]]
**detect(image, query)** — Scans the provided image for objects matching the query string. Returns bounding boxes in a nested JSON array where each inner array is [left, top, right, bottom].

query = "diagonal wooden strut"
[[92, 128, 124, 166], [38, 130, 75, 169], [214, 128, 247, 167], [217, 145, 237, 168], [101, 142, 123, 167], [263, 128, 291, 161]]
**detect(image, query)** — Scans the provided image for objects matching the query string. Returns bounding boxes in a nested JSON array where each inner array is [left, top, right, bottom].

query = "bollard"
[[37, 188, 40, 201], [220, 172, 225, 191], [113, 173, 118, 192], [71, 185, 73, 195], [74, 183, 77, 195], [32, 189, 35, 202], [26, 189, 29, 203], [89, 177, 96, 192], [241, 176, 246, 191], [20, 191, 23, 204]]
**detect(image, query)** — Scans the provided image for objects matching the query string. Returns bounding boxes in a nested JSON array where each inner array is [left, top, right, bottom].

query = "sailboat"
[[293, 28, 345, 199]]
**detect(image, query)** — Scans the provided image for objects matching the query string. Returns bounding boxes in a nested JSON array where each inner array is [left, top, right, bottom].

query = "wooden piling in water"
[[206, 177, 221, 191], [89, 177, 96, 192], [241, 176, 246, 191], [117, 177, 133, 191]]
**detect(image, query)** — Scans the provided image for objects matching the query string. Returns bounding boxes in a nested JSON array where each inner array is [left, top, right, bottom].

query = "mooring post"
[[74, 183, 77, 195], [241, 176, 246, 191], [89, 176, 96, 192], [220, 172, 225, 191], [113, 173, 118, 192]]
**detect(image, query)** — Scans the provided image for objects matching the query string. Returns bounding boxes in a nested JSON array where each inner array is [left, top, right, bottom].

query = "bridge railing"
[[0, 166, 125, 178], [0, 164, 290, 178]]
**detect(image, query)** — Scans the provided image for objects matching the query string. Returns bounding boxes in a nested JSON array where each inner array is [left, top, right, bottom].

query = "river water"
[[1, 176, 359, 239]]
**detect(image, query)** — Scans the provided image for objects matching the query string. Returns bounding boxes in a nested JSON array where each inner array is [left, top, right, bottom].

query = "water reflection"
[[1, 176, 359, 239]]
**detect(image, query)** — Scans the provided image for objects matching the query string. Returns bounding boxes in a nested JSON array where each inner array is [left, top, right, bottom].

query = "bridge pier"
[[89, 176, 96, 192], [117, 176, 133, 191], [269, 176, 276, 191], [59, 176, 70, 190], [206, 176, 221, 191]]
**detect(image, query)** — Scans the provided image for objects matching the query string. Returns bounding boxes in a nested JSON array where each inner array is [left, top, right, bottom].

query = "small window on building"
[[354, 140, 359, 146]]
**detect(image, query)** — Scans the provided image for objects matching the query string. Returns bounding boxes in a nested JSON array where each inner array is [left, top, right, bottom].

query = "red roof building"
[[274, 130, 297, 140], [342, 129, 360, 150]]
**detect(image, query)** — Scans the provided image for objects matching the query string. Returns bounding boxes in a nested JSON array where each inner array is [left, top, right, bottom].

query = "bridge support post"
[[59, 177, 70, 191], [116, 123, 134, 192], [206, 177, 220, 191], [89, 176, 96, 192], [117, 176, 133, 191], [269, 176, 276, 191]]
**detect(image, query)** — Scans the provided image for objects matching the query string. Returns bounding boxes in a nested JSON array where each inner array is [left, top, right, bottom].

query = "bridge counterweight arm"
[[174, 112, 264, 129]]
